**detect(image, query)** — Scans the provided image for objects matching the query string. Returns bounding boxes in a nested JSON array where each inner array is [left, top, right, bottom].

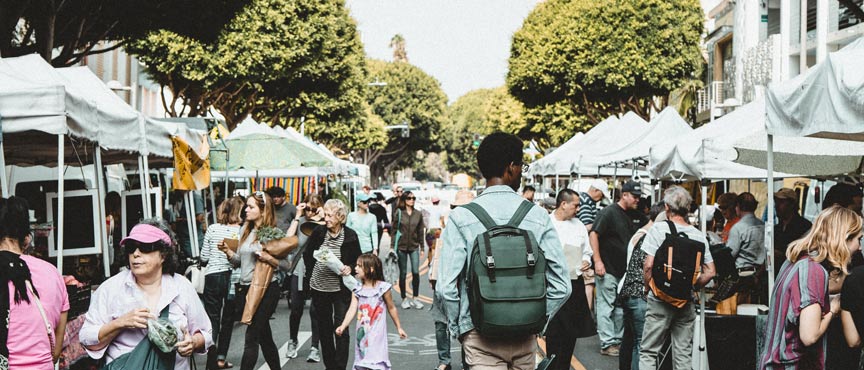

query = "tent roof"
[[591, 107, 692, 167], [529, 116, 617, 176], [767, 37, 864, 140], [0, 55, 66, 131], [210, 118, 332, 172], [649, 100, 797, 180], [569, 111, 649, 174]]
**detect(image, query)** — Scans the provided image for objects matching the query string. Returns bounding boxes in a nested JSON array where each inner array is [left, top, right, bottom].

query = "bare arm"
[[383, 290, 407, 338], [590, 231, 605, 276], [53, 311, 68, 362], [696, 262, 716, 288], [842, 310, 862, 348], [336, 294, 359, 336], [800, 295, 840, 347]]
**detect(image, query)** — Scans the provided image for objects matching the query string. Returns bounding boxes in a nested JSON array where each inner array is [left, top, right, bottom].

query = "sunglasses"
[[406, 197, 416, 200], [305, 207, 319, 213], [255, 191, 268, 205], [124, 240, 162, 254]]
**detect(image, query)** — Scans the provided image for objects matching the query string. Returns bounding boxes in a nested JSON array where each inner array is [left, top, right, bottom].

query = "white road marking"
[[256, 331, 312, 370]]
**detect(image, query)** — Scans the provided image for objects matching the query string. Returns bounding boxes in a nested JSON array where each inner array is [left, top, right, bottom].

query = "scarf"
[[0, 250, 38, 370]]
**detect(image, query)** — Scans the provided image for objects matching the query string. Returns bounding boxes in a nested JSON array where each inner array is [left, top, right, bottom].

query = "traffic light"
[[472, 133, 481, 148]]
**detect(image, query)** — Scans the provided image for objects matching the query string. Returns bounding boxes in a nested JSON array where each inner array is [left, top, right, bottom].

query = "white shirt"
[[549, 213, 593, 279], [425, 205, 444, 229]]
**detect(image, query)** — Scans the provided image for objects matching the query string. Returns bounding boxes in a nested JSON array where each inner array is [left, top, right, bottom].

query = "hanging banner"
[[172, 136, 211, 190]]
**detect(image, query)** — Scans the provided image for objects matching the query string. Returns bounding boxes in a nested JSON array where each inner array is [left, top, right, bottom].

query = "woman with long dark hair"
[[390, 191, 425, 309]]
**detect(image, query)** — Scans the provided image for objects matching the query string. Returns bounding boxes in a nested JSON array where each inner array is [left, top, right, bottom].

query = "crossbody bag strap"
[[26, 281, 55, 357]]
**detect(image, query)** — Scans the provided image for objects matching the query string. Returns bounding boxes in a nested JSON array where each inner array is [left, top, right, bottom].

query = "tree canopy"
[[126, 0, 376, 152], [361, 59, 448, 182], [0, 0, 249, 66], [507, 0, 703, 145]]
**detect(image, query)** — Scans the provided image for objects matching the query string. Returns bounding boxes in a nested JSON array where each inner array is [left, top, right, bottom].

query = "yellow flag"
[[172, 136, 210, 190]]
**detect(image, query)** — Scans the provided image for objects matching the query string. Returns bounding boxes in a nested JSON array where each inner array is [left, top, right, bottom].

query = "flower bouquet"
[[242, 226, 286, 324], [313, 248, 357, 290]]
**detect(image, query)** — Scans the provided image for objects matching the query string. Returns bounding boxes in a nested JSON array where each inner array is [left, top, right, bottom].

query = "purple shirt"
[[80, 270, 213, 369], [759, 256, 829, 370]]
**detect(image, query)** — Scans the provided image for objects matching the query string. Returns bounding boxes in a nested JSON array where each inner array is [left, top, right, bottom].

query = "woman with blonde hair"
[[218, 191, 283, 370], [759, 206, 863, 370]]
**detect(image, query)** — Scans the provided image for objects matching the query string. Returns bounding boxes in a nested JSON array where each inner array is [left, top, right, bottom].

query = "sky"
[[345, 0, 542, 102]]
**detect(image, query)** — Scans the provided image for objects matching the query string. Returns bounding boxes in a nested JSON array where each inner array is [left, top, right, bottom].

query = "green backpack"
[[462, 201, 548, 337]]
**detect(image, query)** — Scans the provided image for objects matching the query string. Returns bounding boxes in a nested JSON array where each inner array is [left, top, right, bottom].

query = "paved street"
[[195, 235, 618, 370]]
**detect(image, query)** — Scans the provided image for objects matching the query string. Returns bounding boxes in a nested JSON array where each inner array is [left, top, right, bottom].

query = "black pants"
[[312, 288, 352, 370], [288, 274, 320, 347], [202, 271, 231, 370], [237, 283, 281, 370], [216, 286, 239, 361], [545, 278, 595, 370]]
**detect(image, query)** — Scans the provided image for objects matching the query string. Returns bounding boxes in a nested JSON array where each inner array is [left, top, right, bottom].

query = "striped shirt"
[[310, 228, 345, 293], [759, 256, 829, 370], [577, 192, 599, 226], [201, 223, 241, 275]]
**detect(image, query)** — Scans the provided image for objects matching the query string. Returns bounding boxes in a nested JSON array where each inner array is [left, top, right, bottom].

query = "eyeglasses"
[[124, 240, 161, 254], [306, 207, 319, 213], [406, 197, 416, 200], [512, 162, 530, 171]]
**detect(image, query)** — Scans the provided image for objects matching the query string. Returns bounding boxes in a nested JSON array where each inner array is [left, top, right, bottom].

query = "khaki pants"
[[462, 330, 536, 370]]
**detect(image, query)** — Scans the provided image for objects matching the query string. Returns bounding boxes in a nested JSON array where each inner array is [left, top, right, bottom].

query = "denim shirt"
[[438, 185, 572, 337]]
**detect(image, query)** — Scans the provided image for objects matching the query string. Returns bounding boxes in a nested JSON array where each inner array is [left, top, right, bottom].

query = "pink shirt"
[[79, 271, 213, 369], [7, 255, 69, 370]]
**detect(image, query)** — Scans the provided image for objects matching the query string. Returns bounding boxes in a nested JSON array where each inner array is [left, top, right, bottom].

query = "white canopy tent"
[[569, 112, 650, 176], [592, 107, 693, 171], [759, 37, 864, 304]]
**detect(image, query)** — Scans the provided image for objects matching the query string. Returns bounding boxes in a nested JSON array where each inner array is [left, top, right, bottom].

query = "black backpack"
[[462, 201, 548, 337], [649, 221, 705, 308]]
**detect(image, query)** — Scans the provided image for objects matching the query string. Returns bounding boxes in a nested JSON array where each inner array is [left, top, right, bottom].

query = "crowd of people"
[[3, 131, 864, 370]]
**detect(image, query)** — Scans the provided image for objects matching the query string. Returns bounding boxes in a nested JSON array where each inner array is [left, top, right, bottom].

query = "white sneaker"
[[411, 298, 424, 309], [401, 298, 412, 309], [285, 339, 298, 359], [306, 347, 321, 363]]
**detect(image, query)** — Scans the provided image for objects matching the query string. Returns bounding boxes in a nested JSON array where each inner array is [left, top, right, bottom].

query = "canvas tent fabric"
[[210, 118, 331, 172], [590, 107, 693, 167], [766, 37, 864, 140], [734, 131, 864, 176], [528, 132, 586, 176], [649, 100, 796, 180], [0, 56, 66, 131], [569, 111, 650, 175]]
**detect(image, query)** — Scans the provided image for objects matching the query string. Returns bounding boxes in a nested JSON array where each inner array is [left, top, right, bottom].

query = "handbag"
[[185, 263, 205, 294], [101, 306, 176, 370]]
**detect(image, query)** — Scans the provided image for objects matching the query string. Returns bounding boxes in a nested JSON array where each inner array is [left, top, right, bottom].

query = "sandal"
[[217, 360, 234, 369]]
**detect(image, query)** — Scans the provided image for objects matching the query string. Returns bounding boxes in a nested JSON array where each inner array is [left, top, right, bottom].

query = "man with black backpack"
[[639, 186, 716, 370], [439, 132, 571, 370]]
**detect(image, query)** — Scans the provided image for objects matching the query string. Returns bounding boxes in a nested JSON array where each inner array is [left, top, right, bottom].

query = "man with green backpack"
[[438, 132, 571, 370]]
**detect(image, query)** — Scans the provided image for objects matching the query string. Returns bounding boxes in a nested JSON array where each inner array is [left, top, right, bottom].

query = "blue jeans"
[[620, 296, 647, 370], [595, 273, 624, 349], [398, 249, 420, 299]]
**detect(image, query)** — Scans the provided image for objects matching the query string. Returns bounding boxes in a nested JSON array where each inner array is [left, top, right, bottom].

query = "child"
[[336, 253, 408, 370]]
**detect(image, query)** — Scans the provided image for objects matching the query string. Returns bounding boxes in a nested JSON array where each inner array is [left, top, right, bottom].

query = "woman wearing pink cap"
[[80, 218, 213, 369]]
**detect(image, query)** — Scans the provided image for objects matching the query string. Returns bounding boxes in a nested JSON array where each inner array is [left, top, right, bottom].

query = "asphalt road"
[[193, 234, 618, 370]]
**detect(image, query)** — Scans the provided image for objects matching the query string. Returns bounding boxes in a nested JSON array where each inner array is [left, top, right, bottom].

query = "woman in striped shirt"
[[200, 196, 244, 369], [759, 206, 862, 370], [303, 199, 362, 370]]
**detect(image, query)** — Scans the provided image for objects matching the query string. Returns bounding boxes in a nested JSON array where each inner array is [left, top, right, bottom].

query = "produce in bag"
[[147, 317, 180, 353], [241, 226, 286, 324], [313, 248, 357, 290]]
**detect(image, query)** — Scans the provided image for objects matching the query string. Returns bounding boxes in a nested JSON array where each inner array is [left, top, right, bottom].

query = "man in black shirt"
[[385, 186, 404, 219], [773, 188, 811, 276], [368, 193, 389, 246], [590, 180, 643, 356]]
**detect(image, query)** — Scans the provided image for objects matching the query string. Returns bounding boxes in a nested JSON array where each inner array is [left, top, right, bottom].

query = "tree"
[[360, 59, 448, 184], [507, 0, 703, 145], [126, 0, 376, 153], [442, 87, 527, 176], [0, 0, 249, 66], [389, 34, 408, 63]]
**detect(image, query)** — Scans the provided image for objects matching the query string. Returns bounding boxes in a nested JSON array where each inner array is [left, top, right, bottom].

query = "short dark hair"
[[737, 192, 758, 213], [523, 185, 536, 193], [0, 196, 31, 246], [477, 132, 524, 180], [823, 183, 864, 210], [555, 189, 578, 208], [265, 186, 286, 198], [717, 192, 738, 210]]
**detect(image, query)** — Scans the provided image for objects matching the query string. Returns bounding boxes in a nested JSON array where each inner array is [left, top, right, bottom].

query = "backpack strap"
[[665, 220, 678, 236], [506, 201, 534, 228], [462, 203, 498, 230]]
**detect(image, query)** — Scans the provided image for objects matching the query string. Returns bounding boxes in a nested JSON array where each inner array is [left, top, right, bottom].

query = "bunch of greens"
[[147, 318, 179, 353], [256, 226, 286, 244]]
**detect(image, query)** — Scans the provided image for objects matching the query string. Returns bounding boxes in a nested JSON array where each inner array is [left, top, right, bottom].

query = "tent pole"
[[95, 145, 110, 278], [208, 181, 217, 225], [766, 134, 776, 305], [698, 179, 709, 370], [0, 116, 7, 196], [57, 135, 65, 274], [185, 191, 199, 258], [143, 156, 152, 218], [555, 173, 559, 192], [138, 156, 150, 219], [612, 164, 618, 189]]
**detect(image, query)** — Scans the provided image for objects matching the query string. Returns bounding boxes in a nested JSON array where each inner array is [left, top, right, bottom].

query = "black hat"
[[621, 181, 642, 196]]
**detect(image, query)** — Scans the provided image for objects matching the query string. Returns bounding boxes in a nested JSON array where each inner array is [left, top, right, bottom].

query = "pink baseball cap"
[[120, 224, 172, 246]]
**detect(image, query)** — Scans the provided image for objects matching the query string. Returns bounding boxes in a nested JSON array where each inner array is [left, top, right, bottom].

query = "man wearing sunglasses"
[[386, 186, 404, 220]]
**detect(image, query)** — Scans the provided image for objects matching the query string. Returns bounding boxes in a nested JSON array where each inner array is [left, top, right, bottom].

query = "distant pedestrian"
[[590, 180, 644, 356], [336, 253, 407, 370], [267, 186, 297, 233], [347, 193, 379, 254], [759, 206, 861, 370], [522, 185, 536, 202], [368, 193, 390, 247], [578, 178, 610, 311], [773, 188, 811, 277], [716, 192, 739, 244], [424, 196, 445, 266], [727, 192, 766, 304], [391, 191, 426, 310], [386, 186, 404, 220], [639, 186, 716, 370], [439, 132, 570, 370]]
